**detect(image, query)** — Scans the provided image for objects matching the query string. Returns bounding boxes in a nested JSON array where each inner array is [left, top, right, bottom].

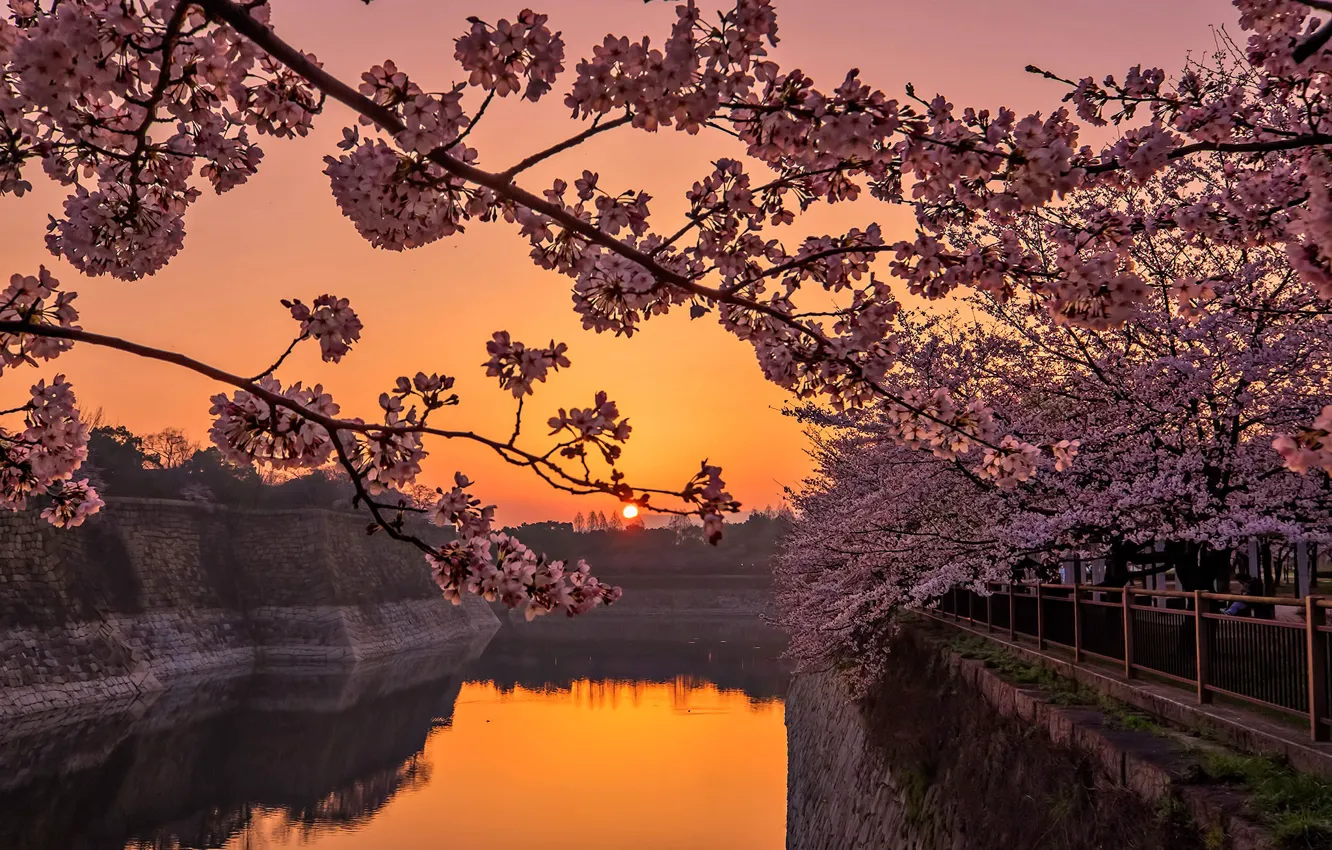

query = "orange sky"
[[0, 0, 1229, 522]]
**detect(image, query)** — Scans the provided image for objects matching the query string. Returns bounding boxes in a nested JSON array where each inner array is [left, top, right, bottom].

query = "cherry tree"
[[777, 168, 1332, 685], [6, 0, 1332, 618]]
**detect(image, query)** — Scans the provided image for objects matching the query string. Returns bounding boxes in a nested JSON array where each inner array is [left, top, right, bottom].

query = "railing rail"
[[934, 583, 1332, 743]]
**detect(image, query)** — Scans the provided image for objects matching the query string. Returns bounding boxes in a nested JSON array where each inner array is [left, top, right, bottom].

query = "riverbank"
[[0, 498, 499, 720], [784, 623, 1321, 849], [0, 637, 493, 850]]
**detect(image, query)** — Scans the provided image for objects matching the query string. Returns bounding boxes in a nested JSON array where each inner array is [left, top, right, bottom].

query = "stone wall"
[[785, 631, 1212, 850], [0, 498, 498, 718], [0, 642, 490, 850]]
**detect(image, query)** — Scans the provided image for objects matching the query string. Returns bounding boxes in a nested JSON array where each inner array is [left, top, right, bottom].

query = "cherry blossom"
[[777, 185, 1332, 686], [286, 295, 363, 363], [455, 9, 565, 102], [10, 0, 1332, 617], [0, 266, 78, 374], [40, 478, 102, 527], [0, 372, 97, 522], [1275, 406, 1332, 474], [208, 378, 340, 470], [484, 331, 570, 397]]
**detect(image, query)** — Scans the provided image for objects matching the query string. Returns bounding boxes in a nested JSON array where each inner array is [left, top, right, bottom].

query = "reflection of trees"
[[120, 756, 435, 850], [0, 667, 462, 850], [466, 633, 790, 702], [126, 807, 255, 850], [2, 630, 788, 850], [497, 675, 784, 714], [270, 754, 433, 841]]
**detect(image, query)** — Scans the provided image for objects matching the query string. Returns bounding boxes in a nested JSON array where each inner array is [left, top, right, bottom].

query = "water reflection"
[[0, 626, 788, 850]]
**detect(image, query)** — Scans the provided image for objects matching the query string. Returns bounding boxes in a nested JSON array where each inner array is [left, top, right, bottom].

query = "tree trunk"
[[1261, 541, 1276, 596]]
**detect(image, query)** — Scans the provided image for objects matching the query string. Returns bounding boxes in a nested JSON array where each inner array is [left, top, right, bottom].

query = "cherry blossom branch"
[[450, 86, 497, 149], [648, 163, 855, 256], [1292, 1, 1332, 62], [498, 112, 634, 180], [191, 0, 1033, 466], [0, 319, 710, 515], [331, 435, 435, 557], [508, 396, 523, 446], [247, 332, 307, 381]]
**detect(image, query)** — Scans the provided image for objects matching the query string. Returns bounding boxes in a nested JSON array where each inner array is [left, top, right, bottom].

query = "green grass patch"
[[946, 635, 1164, 733], [1198, 751, 1332, 849], [944, 630, 1332, 847]]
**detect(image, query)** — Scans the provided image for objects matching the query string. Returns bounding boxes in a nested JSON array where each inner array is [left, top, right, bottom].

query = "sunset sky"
[[0, 0, 1229, 523]]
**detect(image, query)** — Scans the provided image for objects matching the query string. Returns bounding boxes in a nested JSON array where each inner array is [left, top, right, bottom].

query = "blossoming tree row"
[[4, 0, 1332, 618], [777, 165, 1332, 687]]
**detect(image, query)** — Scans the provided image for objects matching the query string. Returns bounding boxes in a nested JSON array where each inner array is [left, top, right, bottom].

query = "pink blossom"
[[208, 378, 340, 470], [484, 331, 570, 397], [287, 295, 363, 363]]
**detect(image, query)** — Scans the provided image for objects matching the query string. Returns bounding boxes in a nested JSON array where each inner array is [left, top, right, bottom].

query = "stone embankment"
[[0, 498, 498, 719], [0, 643, 491, 850], [786, 627, 1279, 850]]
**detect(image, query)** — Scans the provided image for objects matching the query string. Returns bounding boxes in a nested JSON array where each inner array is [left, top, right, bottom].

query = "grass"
[[947, 634, 1164, 733], [1197, 751, 1332, 849], [944, 628, 1332, 847], [898, 764, 932, 827]]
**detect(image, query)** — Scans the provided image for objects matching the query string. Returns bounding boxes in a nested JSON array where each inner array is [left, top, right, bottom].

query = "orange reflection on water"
[[230, 678, 787, 850]]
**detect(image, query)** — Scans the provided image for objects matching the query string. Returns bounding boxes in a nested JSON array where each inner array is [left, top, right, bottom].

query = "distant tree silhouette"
[[141, 428, 200, 469], [667, 515, 697, 545], [504, 511, 790, 577], [573, 512, 586, 534], [81, 424, 363, 509], [85, 426, 158, 494]]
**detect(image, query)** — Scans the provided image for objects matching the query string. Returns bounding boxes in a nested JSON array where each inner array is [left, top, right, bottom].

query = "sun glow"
[[622, 504, 639, 519]]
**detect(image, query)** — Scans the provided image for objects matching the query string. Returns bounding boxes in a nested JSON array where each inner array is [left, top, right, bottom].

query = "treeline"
[[82, 425, 793, 579], [504, 508, 792, 577], [82, 424, 356, 509]]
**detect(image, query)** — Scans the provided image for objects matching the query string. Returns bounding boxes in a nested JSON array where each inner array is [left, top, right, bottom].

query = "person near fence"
[[1223, 576, 1274, 618]]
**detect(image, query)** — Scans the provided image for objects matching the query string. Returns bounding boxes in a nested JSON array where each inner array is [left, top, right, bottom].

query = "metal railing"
[[936, 583, 1332, 743]]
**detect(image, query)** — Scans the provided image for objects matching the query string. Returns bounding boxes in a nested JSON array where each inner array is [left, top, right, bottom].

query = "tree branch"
[[195, 0, 1023, 458], [498, 112, 634, 180], [0, 320, 702, 513]]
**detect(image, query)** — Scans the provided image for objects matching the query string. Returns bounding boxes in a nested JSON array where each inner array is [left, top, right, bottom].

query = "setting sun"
[[622, 504, 639, 520]]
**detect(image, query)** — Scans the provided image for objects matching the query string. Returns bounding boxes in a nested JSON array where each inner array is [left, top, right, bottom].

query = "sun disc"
[[622, 504, 639, 519]]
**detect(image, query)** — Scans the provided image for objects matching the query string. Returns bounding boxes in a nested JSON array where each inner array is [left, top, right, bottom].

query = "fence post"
[[1008, 583, 1015, 642], [1122, 586, 1135, 679], [1036, 583, 1045, 651], [1308, 596, 1329, 742], [968, 589, 975, 625], [1194, 590, 1211, 705], [986, 589, 994, 633], [1073, 583, 1083, 662]]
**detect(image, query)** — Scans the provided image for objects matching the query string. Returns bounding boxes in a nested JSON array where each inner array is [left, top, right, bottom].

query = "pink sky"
[[0, 0, 1232, 522]]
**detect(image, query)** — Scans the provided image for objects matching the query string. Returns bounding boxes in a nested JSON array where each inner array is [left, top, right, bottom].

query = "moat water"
[[0, 626, 789, 850]]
